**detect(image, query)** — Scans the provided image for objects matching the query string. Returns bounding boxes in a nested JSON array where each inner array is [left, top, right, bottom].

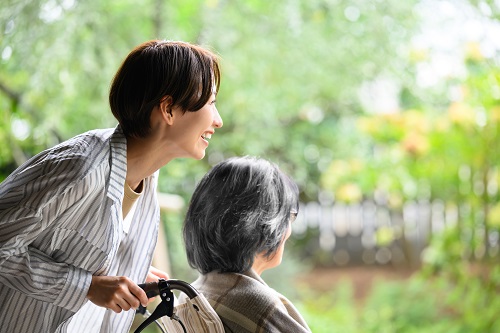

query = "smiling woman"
[[0, 39, 224, 333]]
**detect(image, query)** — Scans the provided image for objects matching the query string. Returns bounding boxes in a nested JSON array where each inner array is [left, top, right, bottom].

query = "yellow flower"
[[409, 48, 429, 63], [487, 203, 500, 228], [490, 106, 500, 123], [448, 102, 475, 126], [376, 226, 395, 247], [401, 131, 429, 156], [336, 183, 363, 203], [403, 110, 428, 133], [465, 41, 484, 62]]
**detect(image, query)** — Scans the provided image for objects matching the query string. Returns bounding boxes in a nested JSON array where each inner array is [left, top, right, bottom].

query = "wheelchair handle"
[[138, 279, 200, 299]]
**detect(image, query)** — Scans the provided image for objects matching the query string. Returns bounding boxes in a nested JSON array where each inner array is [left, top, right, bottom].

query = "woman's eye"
[[211, 99, 217, 105]]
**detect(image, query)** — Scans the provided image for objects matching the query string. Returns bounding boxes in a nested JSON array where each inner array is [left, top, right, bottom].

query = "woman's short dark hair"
[[109, 40, 220, 138], [183, 156, 299, 274]]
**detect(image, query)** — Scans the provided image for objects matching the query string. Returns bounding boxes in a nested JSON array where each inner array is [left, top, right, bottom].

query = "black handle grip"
[[138, 279, 200, 299], [138, 281, 159, 298]]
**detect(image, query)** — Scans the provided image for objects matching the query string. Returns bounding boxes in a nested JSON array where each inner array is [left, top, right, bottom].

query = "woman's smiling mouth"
[[201, 132, 212, 141]]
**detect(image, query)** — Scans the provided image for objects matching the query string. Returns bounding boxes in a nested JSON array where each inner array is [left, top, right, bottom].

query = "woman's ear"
[[159, 96, 174, 125]]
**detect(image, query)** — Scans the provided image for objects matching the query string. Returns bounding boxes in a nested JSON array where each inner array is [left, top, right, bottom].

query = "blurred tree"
[[0, 0, 419, 198], [0, 0, 157, 176]]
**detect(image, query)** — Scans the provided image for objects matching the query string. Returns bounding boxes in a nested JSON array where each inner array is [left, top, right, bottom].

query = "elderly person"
[[182, 156, 311, 333]]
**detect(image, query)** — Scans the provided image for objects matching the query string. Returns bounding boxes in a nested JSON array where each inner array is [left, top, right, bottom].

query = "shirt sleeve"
[[0, 150, 94, 313]]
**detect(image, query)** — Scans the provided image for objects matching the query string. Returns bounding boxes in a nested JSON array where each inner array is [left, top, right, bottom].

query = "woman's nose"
[[213, 108, 223, 128]]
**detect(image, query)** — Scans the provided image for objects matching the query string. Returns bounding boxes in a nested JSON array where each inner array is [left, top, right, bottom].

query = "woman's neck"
[[125, 135, 175, 189]]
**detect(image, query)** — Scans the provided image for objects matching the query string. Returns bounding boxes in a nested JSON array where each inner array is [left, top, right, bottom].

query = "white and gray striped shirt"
[[0, 126, 160, 332]]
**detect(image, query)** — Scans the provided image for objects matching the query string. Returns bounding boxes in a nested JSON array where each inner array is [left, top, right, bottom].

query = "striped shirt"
[[0, 126, 160, 332]]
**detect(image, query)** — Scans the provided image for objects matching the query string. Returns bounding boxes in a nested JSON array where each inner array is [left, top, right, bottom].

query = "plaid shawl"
[[185, 269, 312, 333]]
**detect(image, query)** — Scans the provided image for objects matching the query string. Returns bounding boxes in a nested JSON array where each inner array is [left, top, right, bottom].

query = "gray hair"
[[183, 156, 299, 274]]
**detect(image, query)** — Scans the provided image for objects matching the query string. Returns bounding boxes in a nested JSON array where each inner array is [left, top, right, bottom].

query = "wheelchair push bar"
[[134, 279, 200, 333], [138, 279, 199, 300]]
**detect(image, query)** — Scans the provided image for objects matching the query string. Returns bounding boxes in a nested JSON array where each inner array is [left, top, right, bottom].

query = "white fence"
[[292, 200, 499, 266]]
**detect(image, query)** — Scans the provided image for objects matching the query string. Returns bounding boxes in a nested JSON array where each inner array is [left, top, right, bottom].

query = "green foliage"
[[314, 34, 500, 330], [161, 210, 197, 282], [361, 279, 444, 332], [320, 41, 500, 275], [296, 281, 358, 333], [294, 268, 500, 333], [0, 0, 419, 199]]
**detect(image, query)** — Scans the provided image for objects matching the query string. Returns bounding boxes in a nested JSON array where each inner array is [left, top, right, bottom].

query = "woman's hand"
[[145, 265, 169, 283], [87, 275, 148, 313], [143, 266, 170, 304]]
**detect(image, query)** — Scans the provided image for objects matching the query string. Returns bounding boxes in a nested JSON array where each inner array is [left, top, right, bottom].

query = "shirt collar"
[[107, 125, 128, 203]]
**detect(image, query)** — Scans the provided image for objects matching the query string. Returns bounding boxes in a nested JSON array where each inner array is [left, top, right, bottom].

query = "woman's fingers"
[[87, 275, 147, 312], [147, 266, 170, 281], [129, 282, 148, 307]]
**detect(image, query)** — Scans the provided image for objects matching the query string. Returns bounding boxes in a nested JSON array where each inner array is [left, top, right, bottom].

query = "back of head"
[[109, 40, 220, 138], [183, 156, 299, 274]]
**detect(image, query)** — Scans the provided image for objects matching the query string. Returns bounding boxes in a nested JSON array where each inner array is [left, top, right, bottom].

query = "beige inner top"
[[122, 180, 143, 218]]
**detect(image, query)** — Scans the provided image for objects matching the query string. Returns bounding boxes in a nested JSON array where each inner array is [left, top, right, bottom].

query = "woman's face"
[[168, 93, 223, 160]]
